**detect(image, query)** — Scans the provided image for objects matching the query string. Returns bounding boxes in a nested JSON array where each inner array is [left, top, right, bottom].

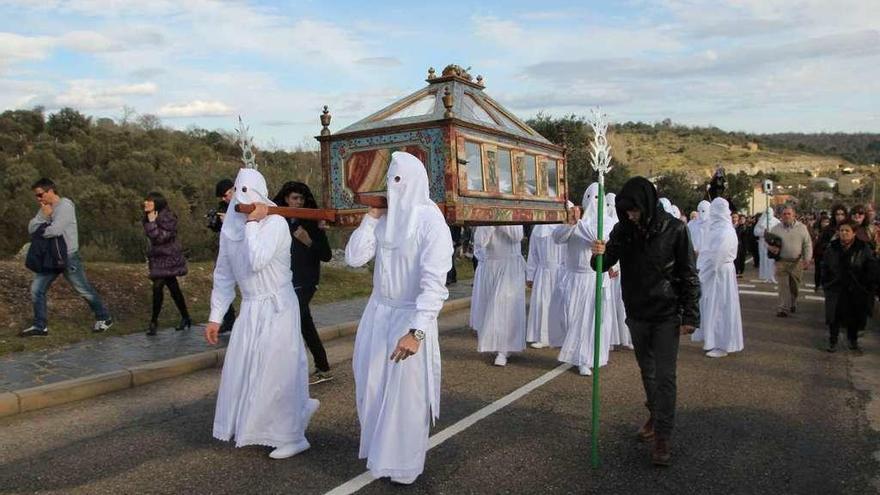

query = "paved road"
[[0, 283, 474, 391], [0, 284, 877, 494]]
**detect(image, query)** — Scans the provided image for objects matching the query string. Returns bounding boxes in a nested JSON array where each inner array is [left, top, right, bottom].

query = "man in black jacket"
[[591, 176, 700, 467]]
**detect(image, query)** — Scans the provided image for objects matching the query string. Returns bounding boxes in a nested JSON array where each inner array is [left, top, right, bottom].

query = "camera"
[[206, 208, 223, 232]]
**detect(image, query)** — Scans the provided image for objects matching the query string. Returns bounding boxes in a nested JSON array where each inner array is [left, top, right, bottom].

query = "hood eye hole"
[[394, 176, 401, 183], [241, 186, 248, 193]]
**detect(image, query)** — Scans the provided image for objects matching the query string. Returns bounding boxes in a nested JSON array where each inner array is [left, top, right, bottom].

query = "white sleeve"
[[209, 240, 236, 323], [345, 214, 380, 267], [410, 217, 454, 332], [244, 217, 288, 272], [553, 224, 575, 244], [526, 237, 539, 282]]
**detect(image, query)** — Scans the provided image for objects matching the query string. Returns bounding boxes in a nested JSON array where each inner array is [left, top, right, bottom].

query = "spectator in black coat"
[[143, 192, 191, 336], [210, 178, 236, 334], [821, 220, 879, 353], [273, 181, 334, 384]]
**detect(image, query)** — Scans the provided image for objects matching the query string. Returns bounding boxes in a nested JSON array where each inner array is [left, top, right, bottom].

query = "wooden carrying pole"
[[234, 203, 337, 222]]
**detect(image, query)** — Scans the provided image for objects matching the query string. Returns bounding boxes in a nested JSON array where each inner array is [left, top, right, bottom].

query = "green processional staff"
[[588, 109, 612, 469]]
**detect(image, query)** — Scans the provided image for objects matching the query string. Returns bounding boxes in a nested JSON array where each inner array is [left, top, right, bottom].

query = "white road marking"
[[324, 364, 572, 495], [738, 290, 823, 302], [738, 284, 756, 288]]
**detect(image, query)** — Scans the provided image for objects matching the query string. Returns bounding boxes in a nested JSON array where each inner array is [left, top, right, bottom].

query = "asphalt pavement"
[[0, 279, 877, 494]]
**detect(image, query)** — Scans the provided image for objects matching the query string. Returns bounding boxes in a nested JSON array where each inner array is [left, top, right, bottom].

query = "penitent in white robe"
[[471, 226, 527, 354], [604, 193, 632, 350], [556, 184, 613, 368], [754, 209, 780, 283], [526, 224, 566, 346], [693, 198, 745, 353], [210, 214, 316, 449], [345, 209, 452, 481]]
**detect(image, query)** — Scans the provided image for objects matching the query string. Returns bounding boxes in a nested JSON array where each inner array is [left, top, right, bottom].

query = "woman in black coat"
[[273, 182, 333, 384], [821, 220, 879, 353], [143, 192, 191, 336]]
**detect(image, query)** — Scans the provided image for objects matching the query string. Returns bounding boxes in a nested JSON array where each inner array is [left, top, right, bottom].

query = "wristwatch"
[[409, 329, 425, 341]]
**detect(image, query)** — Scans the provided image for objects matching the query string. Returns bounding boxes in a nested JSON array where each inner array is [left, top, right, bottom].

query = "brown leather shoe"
[[652, 436, 672, 466], [637, 416, 655, 442]]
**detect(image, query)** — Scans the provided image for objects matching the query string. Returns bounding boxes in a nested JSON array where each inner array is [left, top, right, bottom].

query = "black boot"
[[175, 317, 192, 331], [147, 320, 158, 336], [826, 340, 837, 353]]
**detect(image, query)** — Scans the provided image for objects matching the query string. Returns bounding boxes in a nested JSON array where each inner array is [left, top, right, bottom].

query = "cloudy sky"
[[1, 0, 877, 148]]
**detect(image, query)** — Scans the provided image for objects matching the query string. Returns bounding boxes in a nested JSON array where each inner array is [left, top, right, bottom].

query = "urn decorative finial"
[[427, 67, 436, 80], [320, 105, 331, 136], [442, 86, 454, 118]]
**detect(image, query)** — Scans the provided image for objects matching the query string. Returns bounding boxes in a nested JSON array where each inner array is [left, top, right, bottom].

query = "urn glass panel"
[[465, 141, 484, 191], [497, 149, 513, 193], [545, 159, 558, 197], [523, 154, 537, 195]]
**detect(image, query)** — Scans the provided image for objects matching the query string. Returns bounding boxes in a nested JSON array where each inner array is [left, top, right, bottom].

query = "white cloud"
[[157, 100, 235, 118], [28, 80, 159, 110], [0, 32, 54, 65]]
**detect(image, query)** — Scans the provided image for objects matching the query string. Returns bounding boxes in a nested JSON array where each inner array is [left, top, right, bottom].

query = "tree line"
[[2, 108, 870, 262], [0, 107, 320, 261]]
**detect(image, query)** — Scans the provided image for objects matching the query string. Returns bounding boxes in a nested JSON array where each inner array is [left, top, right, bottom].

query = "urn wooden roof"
[[332, 64, 554, 146]]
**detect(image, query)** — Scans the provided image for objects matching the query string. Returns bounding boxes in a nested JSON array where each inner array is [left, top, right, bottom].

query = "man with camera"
[[767, 206, 812, 317]]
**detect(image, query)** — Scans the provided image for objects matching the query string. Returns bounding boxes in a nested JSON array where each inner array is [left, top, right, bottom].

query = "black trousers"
[[296, 286, 329, 372], [627, 317, 681, 438], [151, 276, 189, 322], [734, 245, 746, 274], [829, 324, 860, 345], [219, 305, 235, 333], [814, 257, 822, 289]]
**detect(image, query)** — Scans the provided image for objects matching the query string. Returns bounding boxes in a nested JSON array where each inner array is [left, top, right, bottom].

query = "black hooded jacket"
[[590, 177, 701, 326]]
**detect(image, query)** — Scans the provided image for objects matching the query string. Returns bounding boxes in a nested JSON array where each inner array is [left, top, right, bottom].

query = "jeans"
[[31, 252, 110, 329], [296, 286, 329, 372], [627, 317, 681, 438]]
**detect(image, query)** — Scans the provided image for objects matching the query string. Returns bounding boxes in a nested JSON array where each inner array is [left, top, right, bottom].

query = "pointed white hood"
[[383, 151, 440, 249], [221, 168, 276, 241]]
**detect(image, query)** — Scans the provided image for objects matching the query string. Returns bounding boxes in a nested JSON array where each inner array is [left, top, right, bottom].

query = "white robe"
[[604, 193, 631, 350], [693, 201, 744, 353], [526, 224, 566, 346], [345, 212, 452, 480], [754, 212, 780, 283], [554, 220, 613, 368], [471, 226, 527, 353], [209, 215, 316, 449]]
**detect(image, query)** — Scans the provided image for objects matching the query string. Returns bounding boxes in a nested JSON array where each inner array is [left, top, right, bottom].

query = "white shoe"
[[269, 439, 311, 459], [706, 349, 728, 358], [494, 353, 508, 366], [578, 365, 592, 376], [390, 474, 418, 485], [529, 342, 547, 349]]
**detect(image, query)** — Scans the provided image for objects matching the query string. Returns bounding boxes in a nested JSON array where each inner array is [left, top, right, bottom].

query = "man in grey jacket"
[[768, 205, 813, 317], [21, 178, 112, 337]]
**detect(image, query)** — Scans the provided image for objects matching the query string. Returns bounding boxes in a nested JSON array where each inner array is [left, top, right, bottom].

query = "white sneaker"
[[706, 349, 728, 358], [494, 353, 508, 366], [578, 365, 592, 376], [269, 440, 311, 459], [529, 342, 547, 349]]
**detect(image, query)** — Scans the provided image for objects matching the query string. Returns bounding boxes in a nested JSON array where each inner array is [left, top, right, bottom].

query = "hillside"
[[1, 107, 875, 262]]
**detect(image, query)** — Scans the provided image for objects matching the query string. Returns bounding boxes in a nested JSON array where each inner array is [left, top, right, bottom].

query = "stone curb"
[[0, 296, 471, 419]]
